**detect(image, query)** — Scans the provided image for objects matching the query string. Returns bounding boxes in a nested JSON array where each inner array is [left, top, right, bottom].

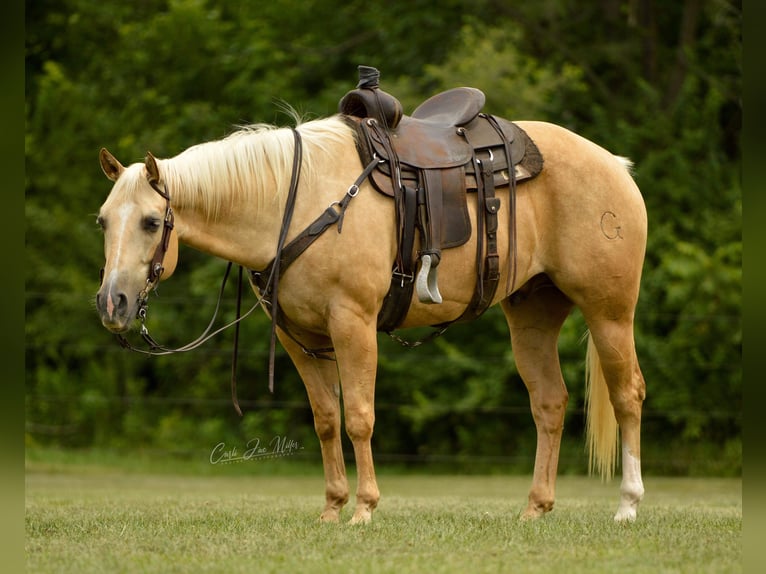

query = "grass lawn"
[[25, 454, 741, 573]]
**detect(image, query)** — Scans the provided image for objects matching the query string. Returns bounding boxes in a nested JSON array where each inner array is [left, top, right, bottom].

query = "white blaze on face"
[[104, 203, 135, 319]]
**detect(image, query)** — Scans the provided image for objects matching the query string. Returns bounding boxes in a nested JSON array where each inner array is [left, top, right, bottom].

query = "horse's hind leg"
[[502, 276, 574, 519], [583, 314, 646, 522], [278, 332, 349, 522]]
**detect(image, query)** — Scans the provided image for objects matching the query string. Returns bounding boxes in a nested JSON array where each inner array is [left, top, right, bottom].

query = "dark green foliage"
[[26, 0, 740, 475]]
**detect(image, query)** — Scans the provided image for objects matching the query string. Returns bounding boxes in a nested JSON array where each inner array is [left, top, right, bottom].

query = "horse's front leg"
[[278, 332, 349, 522], [328, 307, 380, 524]]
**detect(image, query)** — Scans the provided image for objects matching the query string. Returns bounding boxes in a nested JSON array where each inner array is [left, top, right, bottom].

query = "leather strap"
[[265, 129, 303, 393], [147, 181, 175, 286], [250, 156, 382, 365], [420, 170, 443, 265], [251, 157, 380, 286], [231, 265, 244, 416], [377, 183, 418, 332], [456, 149, 500, 323], [484, 114, 518, 295], [453, 116, 512, 323]]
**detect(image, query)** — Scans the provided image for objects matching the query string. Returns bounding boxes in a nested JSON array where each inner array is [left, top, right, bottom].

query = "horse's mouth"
[[100, 315, 133, 334]]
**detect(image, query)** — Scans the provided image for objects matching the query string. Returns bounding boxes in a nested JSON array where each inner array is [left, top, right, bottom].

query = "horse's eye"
[[143, 217, 161, 232], [96, 215, 106, 230]]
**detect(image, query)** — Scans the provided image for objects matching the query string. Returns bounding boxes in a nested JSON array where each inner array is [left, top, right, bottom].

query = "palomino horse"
[[95, 114, 647, 523]]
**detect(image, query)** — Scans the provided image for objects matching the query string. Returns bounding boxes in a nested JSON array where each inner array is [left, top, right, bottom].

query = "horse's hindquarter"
[[508, 121, 647, 308]]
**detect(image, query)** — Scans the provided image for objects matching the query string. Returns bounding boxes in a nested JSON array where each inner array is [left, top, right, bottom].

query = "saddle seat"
[[411, 87, 486, 127]]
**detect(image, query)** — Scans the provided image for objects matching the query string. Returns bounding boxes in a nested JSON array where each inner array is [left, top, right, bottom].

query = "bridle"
[[98, 175, 176, 324], [140, 177, 175, 318], [109, 148, 286, 415], [101, 147, 274, 419]]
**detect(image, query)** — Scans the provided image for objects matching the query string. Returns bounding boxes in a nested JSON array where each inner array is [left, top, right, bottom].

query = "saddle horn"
[[338, 66, 403, 130]]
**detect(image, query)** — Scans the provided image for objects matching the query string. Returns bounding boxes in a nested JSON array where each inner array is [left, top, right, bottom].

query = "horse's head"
[[95, 148, 179, 333]]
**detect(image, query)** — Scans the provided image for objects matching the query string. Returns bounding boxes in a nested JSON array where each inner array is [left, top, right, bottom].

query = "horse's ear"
[[145, 151, 161, 186], [99, 148, 124, 182]]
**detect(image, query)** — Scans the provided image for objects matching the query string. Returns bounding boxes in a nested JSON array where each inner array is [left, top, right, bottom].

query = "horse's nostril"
[[97, 288, 130, 320], [96, 291, 106, 314]]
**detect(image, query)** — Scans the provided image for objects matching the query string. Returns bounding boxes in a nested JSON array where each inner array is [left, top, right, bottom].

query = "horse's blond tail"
[[584, 331, 620, 481]]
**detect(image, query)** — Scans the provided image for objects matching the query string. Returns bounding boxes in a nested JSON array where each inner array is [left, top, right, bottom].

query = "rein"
[[115, 260, 265, 357], [266, 128, 303, 394]]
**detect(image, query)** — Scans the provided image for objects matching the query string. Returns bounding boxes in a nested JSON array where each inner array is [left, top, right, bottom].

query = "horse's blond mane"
[[155, 115, 354, 221]]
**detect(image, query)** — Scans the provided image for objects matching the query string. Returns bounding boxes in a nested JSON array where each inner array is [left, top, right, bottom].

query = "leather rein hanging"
[[114, 128, 380, 414]]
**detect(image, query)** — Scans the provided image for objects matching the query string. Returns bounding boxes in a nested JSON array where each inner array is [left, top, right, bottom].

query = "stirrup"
[[415, 253, 443, 304]]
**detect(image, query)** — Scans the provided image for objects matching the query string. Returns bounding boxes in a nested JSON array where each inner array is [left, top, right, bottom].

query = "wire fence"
[[25, 391, 741, 473]]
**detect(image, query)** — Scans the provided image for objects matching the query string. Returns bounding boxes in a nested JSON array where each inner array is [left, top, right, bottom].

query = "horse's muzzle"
[[96, 286, 132, 333]]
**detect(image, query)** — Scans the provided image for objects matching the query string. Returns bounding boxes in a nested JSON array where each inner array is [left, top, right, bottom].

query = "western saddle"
[[340, 66, 543, 332]]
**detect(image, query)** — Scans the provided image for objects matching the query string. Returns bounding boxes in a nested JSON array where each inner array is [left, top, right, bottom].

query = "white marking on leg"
[[614, 447, 644, 522]]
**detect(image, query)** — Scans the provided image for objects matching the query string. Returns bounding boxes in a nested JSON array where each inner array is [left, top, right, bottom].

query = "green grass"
[[26, 456, 741, 573]]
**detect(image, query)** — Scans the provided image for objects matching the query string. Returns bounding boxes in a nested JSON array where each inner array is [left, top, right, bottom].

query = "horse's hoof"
[[519, 508, 543, 521], [349, 508, 373, 525], [319, 509, 341, 523], [613, 505, 638, 523], [614, 486, 642, 522], [519, 500, 553, 521]]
